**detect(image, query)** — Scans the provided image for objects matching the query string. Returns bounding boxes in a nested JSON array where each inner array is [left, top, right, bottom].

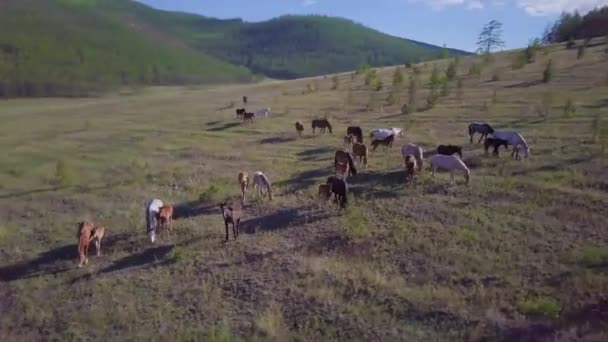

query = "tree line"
[[543, 6, 608, 43]]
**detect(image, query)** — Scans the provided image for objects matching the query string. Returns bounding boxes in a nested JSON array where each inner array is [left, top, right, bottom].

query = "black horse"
[[484, 138, 509, 157], [236, 108, 246, 119], [326, 176, 348, 209], [437, 144, 463, 158], [312, 119, 333, 134], [346, 126, 363, 143]]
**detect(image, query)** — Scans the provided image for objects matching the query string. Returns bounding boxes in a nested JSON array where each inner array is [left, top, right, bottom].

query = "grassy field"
[[1, 39, 608, 341]]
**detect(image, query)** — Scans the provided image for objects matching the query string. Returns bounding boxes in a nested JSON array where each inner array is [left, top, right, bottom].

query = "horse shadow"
[[275, 167, 333, 193], [350, 170, 404, 199], [296, 147, 334, 161], [0, 232, 132, 282], [259, 136, 296, 144], [241, 206, 331, 234], [173, 200, 219, 220], [504, 80, 544, 88], [207, 122, 241, 132]]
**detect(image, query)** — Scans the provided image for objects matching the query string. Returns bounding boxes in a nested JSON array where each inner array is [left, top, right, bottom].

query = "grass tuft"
[[518, 297, 561, 319]]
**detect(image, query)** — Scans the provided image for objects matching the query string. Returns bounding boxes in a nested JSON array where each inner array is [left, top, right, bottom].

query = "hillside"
[[0, 0, 468, 97], [0, 0, 254, 97], [1, 37, 607, 340]]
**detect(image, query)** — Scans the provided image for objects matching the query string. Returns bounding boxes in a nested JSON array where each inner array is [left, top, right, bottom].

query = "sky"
[[137, 0, 608, 52]]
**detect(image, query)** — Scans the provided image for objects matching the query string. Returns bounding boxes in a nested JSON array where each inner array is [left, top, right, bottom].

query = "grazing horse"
[[351, 143, 368, 167], [253, 171, 273, 200], [468, 122, 495, 144], [346, 126, 363, 143], [437, 144, 463, 158], [371, 134, 395, 151], [401, 143, 424, 171], [236, 108, 246, 119], [238, 171, 249, 204], [484, 137, 509, 157], [343, 135, 354, 150], [335, 161, 350, 179], [404, 154, 417, 184], [326, 176, 348, 209], [220, 202, 242, 241], [429, 155, 470, 184], [295, 121, 304, 136], [371, 128, 402, 140], [311, 119, 333, 134], [243, 112, 255, 124], [334, 151, 357, 177], [493, 131, 530, 159], [157, 204, 174, 236], [76, 221, 105, 267], [318, 184, 332, 203], [255, 108, 271, 118], [146, 199, 164, 243]]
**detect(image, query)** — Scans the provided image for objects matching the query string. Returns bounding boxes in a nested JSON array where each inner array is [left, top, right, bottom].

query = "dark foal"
[[220, 202, 242, 241], [437, 144, 463, 158], [326, 176, 348, 209], [346, 126, 363, 143], [371, 134, 395, 151], [484, 138, 509, 157]]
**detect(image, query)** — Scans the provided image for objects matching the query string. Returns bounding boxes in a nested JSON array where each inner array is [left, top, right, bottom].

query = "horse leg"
[[235, 219, 240, 239], [232, 222, 237, 240], [96, 239, 101, 256], [225, 221, 230, 241], [478, 134, 484, 144], [470, 133, 474, 144], [450, 171, 455, 184]]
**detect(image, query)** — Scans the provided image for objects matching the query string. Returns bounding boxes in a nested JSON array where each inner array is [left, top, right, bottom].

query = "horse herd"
[[75, 114, 531, 268]]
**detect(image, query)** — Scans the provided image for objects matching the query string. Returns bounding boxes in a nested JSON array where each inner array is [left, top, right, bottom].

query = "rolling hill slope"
[[0, 0, 469, 97]]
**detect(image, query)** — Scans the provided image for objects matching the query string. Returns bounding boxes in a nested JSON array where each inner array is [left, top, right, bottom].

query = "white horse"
[[401, 143, 424, 171], [145, 199, 163, 243], [253, 171, 273, 200], [371, 128, 403, 140], [429, 155, 470, 184], [493, 131, 530, 159], [255, 108, 271, 118]]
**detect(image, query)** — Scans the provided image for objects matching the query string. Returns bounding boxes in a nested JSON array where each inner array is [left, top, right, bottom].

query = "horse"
[[253, 171, 273, 200], [220, 201, 242, 241], [429, 154, 470, 184], [371, 134, 394, 151], [404, 154, 417, 184], [236, 108, 246, 119], [370, 128, 402, 140], [493, 131, 530, 159], [157, 205, 173, 235], [468, 122, 495, 144], [335, 161, 350, 179], [343, 135, 354, 150], [145, 199, 164, 243], [484, 137, 509, 157], [295, 121, 304, 136], [318, 184, 332, 204], [437, 144, 463, 158], [351, 143, 368, 167], [326, 176, 348, 209], [334, 151, 357, 177], [243, 112, 255, 124], [401, 143, 424, 171], [255, 108, 271, 118], [76, 221, 105, 267], [346, 126, 363, 143], [311, 119, 333, 134], [243, 96, 248, 104], [238, 171, 249, 204]]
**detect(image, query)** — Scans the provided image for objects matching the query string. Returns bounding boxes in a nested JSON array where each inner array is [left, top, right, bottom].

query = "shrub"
[[576, 247, 608, 267], [440, 81, 449, 97], [577, 44, 586, 59], [374, 78, 383, 91], [55, 160, 76, 187], [566, 36, 576, 49], [405, 62, 413, 69], [491, 71, 500, 82], [512, 53, 527, 69], [468, 63, 482, 76], [366, 93, 379, 112], [364, 69, 377, 86], [536, 92, 553, 119], [401, 103, 410, 115], [392, 67, 404, 86], [341, 200, 370, 240], [408, 75, 418, 110], [387, 91, 400, 106], [563, 98, 576, 117], [331, 75, 339, 90], [446, 61, 457, 80], [426, 93, 439, 109], [525, 41, 538, 63], [518, 297, 561, 319], [356, 64, 371, 75], [542, 59, 554, 83]]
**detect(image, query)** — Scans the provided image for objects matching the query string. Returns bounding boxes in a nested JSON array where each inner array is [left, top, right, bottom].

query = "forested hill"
[[0, 0, 469, 97]]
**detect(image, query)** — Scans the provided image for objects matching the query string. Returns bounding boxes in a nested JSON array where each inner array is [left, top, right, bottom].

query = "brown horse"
[[318, 184, 332, 204], [157, 205, 174, 235], [295, 122, 304, 136], [343, 135, 354, 150], [371, 134, 395, 151], [76, 221, 105, 267], [238, 171, 249, 204], [334, 151, 357, 178], [312, 119, 333, 134], [352, 143, 368, 167], [346, 126, 363, 143], [335, 161, 350, 179], [220, 201, 242, 241], [236, 108, 246, 119], [404, 154, 417, 184], [243, 112, 255, 124]]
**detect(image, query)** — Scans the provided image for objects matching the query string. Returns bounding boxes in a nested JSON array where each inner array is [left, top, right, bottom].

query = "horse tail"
[[468, 124, 474, 136], [326, 121, 333, 134], [347, 153, 357, 176]]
